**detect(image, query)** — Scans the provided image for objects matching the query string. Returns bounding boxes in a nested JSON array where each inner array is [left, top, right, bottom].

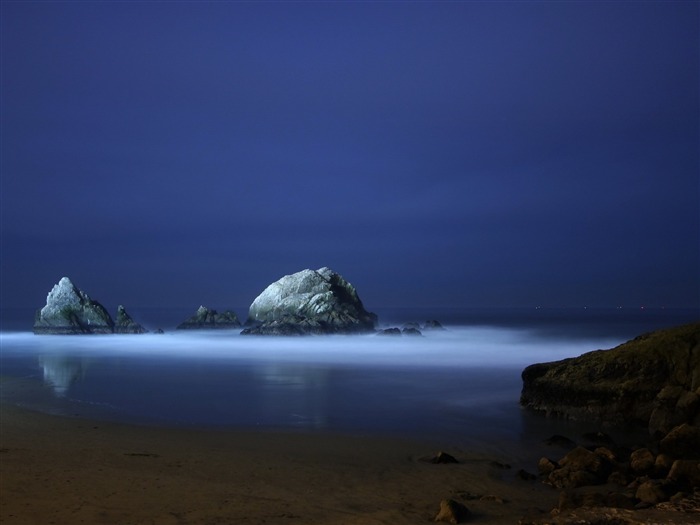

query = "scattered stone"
[[176, 306, 241, 330], [114, 305, 148, 334], [33, 277, 115, 334], [559, 447, 607, 475], [544, 446, 613, 489], [489, 460, 511, 469], [434, 499, 471, 523], [655, 487, 700, 513], [667, 459, 700, 487], [431, 451, 459, 464], [654, 453, 675, 477], [594, 447, 617, 463], [607, 470, 629, 486], [635, 479, 672, 505], [242, 267, 377, 335], [660, 423, 700, 459], [630, 448, 655, 474], [537, 457, 558, 475]]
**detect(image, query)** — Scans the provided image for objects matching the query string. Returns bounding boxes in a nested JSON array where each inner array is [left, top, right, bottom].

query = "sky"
[[1, 1, 699, 313]]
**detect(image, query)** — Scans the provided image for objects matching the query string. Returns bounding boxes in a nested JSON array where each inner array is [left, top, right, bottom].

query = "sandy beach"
[[0, 401, 567, 525], [4, 403, 700, 524]]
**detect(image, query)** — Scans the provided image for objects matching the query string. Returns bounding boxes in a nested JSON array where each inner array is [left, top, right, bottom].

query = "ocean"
[[1, 306, 697, 453]]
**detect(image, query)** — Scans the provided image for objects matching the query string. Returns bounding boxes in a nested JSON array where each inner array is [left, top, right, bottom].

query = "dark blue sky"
[[2, 1, 698, 311]]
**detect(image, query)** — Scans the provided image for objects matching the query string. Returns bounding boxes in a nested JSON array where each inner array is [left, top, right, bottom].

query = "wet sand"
[[0, 402, 565, 524], [3, 403, 698, 524]]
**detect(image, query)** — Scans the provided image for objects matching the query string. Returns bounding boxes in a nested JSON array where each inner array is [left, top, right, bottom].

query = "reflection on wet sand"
[[256, 364, 330, 428], [38, 355, 89, 396]]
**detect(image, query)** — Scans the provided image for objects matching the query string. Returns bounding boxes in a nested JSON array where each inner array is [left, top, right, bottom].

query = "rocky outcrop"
[[176, 306, 241, 330], [520, 322, 700, 434], [241, 267, 377, 335], [114, 305, 148, 334], [531, 430, 700, 518], [33, 277, 115, 334], [521, 322, 700, 521]]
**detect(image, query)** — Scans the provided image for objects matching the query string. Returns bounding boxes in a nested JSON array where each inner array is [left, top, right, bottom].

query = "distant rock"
[[114, 305, 148, 334], [33, 277, 115, 334], [377, 326, 423, 336], [423, 320, 445, 330], [176, 306, 241, 330], [241, 267, 377, 335], [377, 328, 402, 336], [520, 321, 700, 434]]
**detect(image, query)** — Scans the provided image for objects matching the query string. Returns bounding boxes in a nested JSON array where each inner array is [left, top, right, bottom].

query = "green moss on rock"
[[520, 322, 700, 431]]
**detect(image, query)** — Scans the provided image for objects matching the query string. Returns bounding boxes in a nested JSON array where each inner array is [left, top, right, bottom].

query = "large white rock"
[[244, 267, 376, 335], [33, 277, 115, 334]]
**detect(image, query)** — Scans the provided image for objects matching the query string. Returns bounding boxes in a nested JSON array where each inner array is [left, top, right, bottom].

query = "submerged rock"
[[114, 305, 148, 334], [176, 306, 241, 330], [241, 267, 377, 335], [33, 277, 114, 334]]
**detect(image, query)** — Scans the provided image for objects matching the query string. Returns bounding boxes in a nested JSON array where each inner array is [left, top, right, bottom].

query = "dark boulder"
[[114, 305, 148, 334], [520, 322, 700, 433], [431, 451, 459, 464], [176, 306, 241, 330], [659, 423, 700, 460], [630, 448, 656, 475], [33, 277, 114, 334], [545, 446, 614, 489], [242, 267, 377, 335], [434, 499, 471, 523]]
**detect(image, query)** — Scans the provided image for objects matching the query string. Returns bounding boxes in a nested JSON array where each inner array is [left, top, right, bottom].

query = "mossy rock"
[[520, 322, 700, 429]]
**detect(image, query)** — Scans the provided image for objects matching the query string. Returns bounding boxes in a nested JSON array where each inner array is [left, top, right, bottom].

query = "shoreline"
[[1, 401, 562, 524], [2, 405, 697, 523]]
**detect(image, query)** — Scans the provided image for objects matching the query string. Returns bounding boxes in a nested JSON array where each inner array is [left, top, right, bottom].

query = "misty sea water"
[[1, 307, 698, 454]]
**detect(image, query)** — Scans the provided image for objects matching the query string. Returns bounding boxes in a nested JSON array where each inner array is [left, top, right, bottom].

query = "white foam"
[[0, 327, 621, 369]]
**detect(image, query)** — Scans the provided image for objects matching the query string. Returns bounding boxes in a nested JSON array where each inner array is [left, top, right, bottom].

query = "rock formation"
[[520, 321, 700, 434], [241, 267, 377, 335], [521, 322, 700, 519], [114, 305, 148, 334], [33, 277, 115, 334], [176, 306, 241, 330]]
